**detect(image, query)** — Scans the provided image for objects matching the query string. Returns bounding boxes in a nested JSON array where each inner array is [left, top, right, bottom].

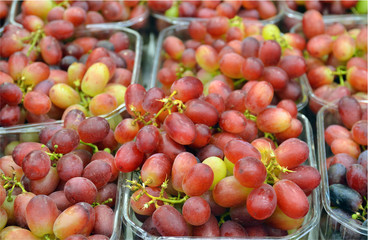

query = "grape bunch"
[[321, 96, 367, 239], [0, 110, 122, 239], [298, 10, 367, 113], [149, 0, 279, 21], [0, 22, 137, 127], [285, 0, 367, 15], [15, 0, 148, 29], [156, 16, 308, 110], [115, 75, 321, 237]]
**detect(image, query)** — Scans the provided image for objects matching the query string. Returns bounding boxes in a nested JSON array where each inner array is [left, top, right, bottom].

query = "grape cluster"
[[0, 22, 137, 127], [157, 17, 308, 111], [0, 112, 121, 239], [15, 0, 148, 29], [149, 0, 279, 21], [320, 96, 367, 239], [117, 74, 320, 237], [298, 10, 367, 113]]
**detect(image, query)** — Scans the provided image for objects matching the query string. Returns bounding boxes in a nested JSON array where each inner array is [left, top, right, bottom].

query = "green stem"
[[218, 211, 230, 226], [79, 141, 99, 153], [244, 110, 257, 122]]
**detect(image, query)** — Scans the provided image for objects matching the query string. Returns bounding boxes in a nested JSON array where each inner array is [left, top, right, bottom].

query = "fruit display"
[[317, 96, 367, 240], [115, 76, 321, 238], [149, 0, 283, 25], [0, 106, 128, 239], [11, 0, 149, 29], [282, 0, 368, 30], [152, 18, 308, 111], [291, 11, 367, 114], [1, 1, 368, 239], [0, 24, 142, 128]]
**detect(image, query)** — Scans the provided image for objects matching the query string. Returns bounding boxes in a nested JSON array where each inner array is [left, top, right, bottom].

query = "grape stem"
[[218, 211, 230, 226], [79, 140, 99, 153], [244, 110, 257, 122], [92, 198, 113, 207], [264, 132, 279, 148], [127, 178, 189, 209], [332, 66, 347, 86], [1, 172, 27, 202]]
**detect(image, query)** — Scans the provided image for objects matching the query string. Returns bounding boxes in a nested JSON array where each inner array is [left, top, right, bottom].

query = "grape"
[[152, 205, 190, 236], [64, 177, 97, 204], [188, 21, 207, 41], [245, 81, 274, 114], [219, 110, 246, 134], [25, 195, 59, 237], [39, 36, 62, 66], [246, 184, 277, 220], [241, 57, 263, 81], [279, 165, 321, 193], [88, 93, 117, 116], [333, 35, 356, 61], [182, 196, 211, 226], [338, 96, 362, 129], [114, 141, 144, 173], [141, 153, 172, 187], [219, 53, 245, 79], [224, 139, 261, 164], [114, 118, 139, 144], [184, 99, 219, 127], [278, 55, 306, 79], [192, 214, 220, 237], [78, 117, 110, 143], [256, 108, 292, 134], [63, 6, 86, 26], [257, 0, 277, 19], [163, 36, 185, 60], [331, 138, 361, 159], [0, 83, 22, 106], [141, 216, 160, 236], [103, 83, 126, 106], [93, 205, 113, 237], [274, 180, 309, 219], [182, 163, 214, 196], [63, 109, 85, 131], [351, 120, 368, 146], [0, 208, 7, 231], [190, 124, 211, 148], [81, 63, 110, 97], [258, 40, 281, 66], [346, 164, 367, 197], [48, 191, 72, 211], [134, 125, 160, 154], [171, 76, 203, 103], [302, 10, 324, 39], [22, 62, 50, 86], [23, 91, 51, 116], [0, 226, 39, 239], [14, 192, 35, 228], [157, 132, 186, 162], [171, 152, 197, 192], [212, 176, 252, 207], [124, 83, 146, 117], [330, 153, 357, 169], [2, 196, 15, 225], [347, 66, 368, 93], [306, 34, 333, 58], [202, 156, 226, 190], [0, 105, 21, 127], [44, 20, 74, 40], [22, 150, 50, 180], [164, 112, 196, 145], [220, 220, 247, 237], [12, 142, 49, 167], [275, 138, 309, 169], [230, 204, 264, 227], [234, 157, 267, 188], [195, 45, 219, 73], [49, 83, 80, 109], [206, 16, 229, 38], [101, 1, 123, 21], [64, 234, 88, 240], [130, 187, 166, 216], [204, 93, 225, 115], [206, 80, 232, 101], [53, 202, 95, 239], [50, 129, 80, 154], [328, 163, 347, 185], [96, 183, 116, 208]]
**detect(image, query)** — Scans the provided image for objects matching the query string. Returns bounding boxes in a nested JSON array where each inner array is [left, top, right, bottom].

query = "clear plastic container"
[[122, 113, 321, 240], [316, 102, 368, 240], [150, 24, 309, 111], [151, 1, 284, 26], [291, 15, 367, 114], [9, 0, 149, 29], [0, 106, 130, 240], [281, 1, 367, 30], [0, 24, 142, 130]]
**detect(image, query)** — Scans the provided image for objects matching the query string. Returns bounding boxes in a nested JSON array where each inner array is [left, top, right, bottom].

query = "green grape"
[[262, 24, 281, 41], [224, 157, 235, 176], [49, 83, 81, 109], [81, 63, 110, 97], [203, 156, 227, 190]]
